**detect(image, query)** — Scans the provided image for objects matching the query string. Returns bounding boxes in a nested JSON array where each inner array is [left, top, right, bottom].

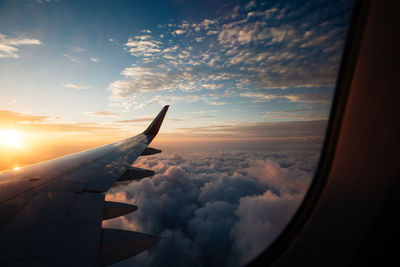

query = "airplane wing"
[[0, 105, 169, 267]]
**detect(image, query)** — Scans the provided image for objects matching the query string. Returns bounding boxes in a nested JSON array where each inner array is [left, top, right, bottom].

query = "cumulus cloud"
[[0, 33, 42, 58], [232, 190, 303, 264], [104, 146, 320, 266]]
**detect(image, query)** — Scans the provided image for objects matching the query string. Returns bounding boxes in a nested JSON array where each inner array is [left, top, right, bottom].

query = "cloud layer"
[[104, 144, 321, 266]]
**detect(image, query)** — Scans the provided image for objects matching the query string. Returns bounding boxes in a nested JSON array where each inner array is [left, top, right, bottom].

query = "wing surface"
[[0, 105, 169, 267]]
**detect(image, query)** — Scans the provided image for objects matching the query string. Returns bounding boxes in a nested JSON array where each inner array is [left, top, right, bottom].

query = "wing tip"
[[143, 105, 169, 143]]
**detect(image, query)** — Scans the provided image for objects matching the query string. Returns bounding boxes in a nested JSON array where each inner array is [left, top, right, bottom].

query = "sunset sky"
[[0, 0, 353, 164], [0, 0, 355, 265]]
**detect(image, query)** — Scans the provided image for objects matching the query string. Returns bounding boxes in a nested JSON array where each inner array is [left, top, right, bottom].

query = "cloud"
[[104, 146, 320, 266], [175, 120, 327, 139], [0, 110, 54, 125], [125, 35, 162, 57], [206, 30, 218, 35], [63, 83, 90, 89], [71, 46, 85, 52], [232, 190, 303, 264], [0, 33, 42, 58], [245, 0, 256, 10], [240, 91, 332, 104], [64, 54, 81, 63], [116, 117, 154, 123], [0, 110, 118, 133], [174, 30, 185, 35], [90, 57, 100, 62], [217, 21, 268, 46], [109, 66, 178, 95], [300, 28, 340, 48], [116, 115, 215, 125], [107, 1, 351, 113], [198, 19, 217, 30], [35, 0, 55, 3], [85, 111, 119, 117], [263, 109, 328, 121], [108, 64, 216, 107], [17, 122, 118, 133]]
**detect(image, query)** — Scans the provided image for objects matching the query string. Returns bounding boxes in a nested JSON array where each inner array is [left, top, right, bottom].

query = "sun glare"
[[0, 130, 23, 148]]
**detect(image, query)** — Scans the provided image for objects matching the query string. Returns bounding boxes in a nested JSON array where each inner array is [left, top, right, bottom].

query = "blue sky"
[[0, 0, 354, 141]]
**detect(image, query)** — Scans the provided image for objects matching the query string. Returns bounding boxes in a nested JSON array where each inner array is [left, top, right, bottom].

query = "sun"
[[0, 130, 23, 148]]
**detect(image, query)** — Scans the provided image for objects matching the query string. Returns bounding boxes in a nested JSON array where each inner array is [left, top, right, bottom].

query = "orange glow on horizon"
[[0, 128, 324, 173]]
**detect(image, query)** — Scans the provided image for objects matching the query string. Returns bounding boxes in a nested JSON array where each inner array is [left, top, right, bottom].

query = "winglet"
[[143, 105, 169, 144]]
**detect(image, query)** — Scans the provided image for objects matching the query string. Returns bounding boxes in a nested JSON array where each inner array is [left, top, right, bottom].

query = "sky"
[[0, 0, 355, 265], [0, 0, 354, 160]]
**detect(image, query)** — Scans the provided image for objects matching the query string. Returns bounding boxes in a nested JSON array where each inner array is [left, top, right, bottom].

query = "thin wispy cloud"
[[63, 54, 81, 63], [175, 120, 327, 140], [240, 91, 332, 104], [0, 110, 55, 124], [63, 83, 90, 89], [0, 33, 42, 58], [116, 117, 153, 123], [85, 111, 119, 117], [70, 46, 86, 52], [0, 110, 118, 133], [35, 0, 56, 3]]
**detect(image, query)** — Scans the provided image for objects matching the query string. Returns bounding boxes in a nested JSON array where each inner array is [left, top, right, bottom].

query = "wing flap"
[[140, 147, 162, 156], [1, 259, 44, 267], [103, 201, 137, 220], [99, 229, 159, 266], [118, 167, 155, 182]]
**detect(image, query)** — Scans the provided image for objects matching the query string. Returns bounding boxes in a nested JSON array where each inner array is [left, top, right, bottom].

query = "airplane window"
[[0, 0, 356, 266]]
